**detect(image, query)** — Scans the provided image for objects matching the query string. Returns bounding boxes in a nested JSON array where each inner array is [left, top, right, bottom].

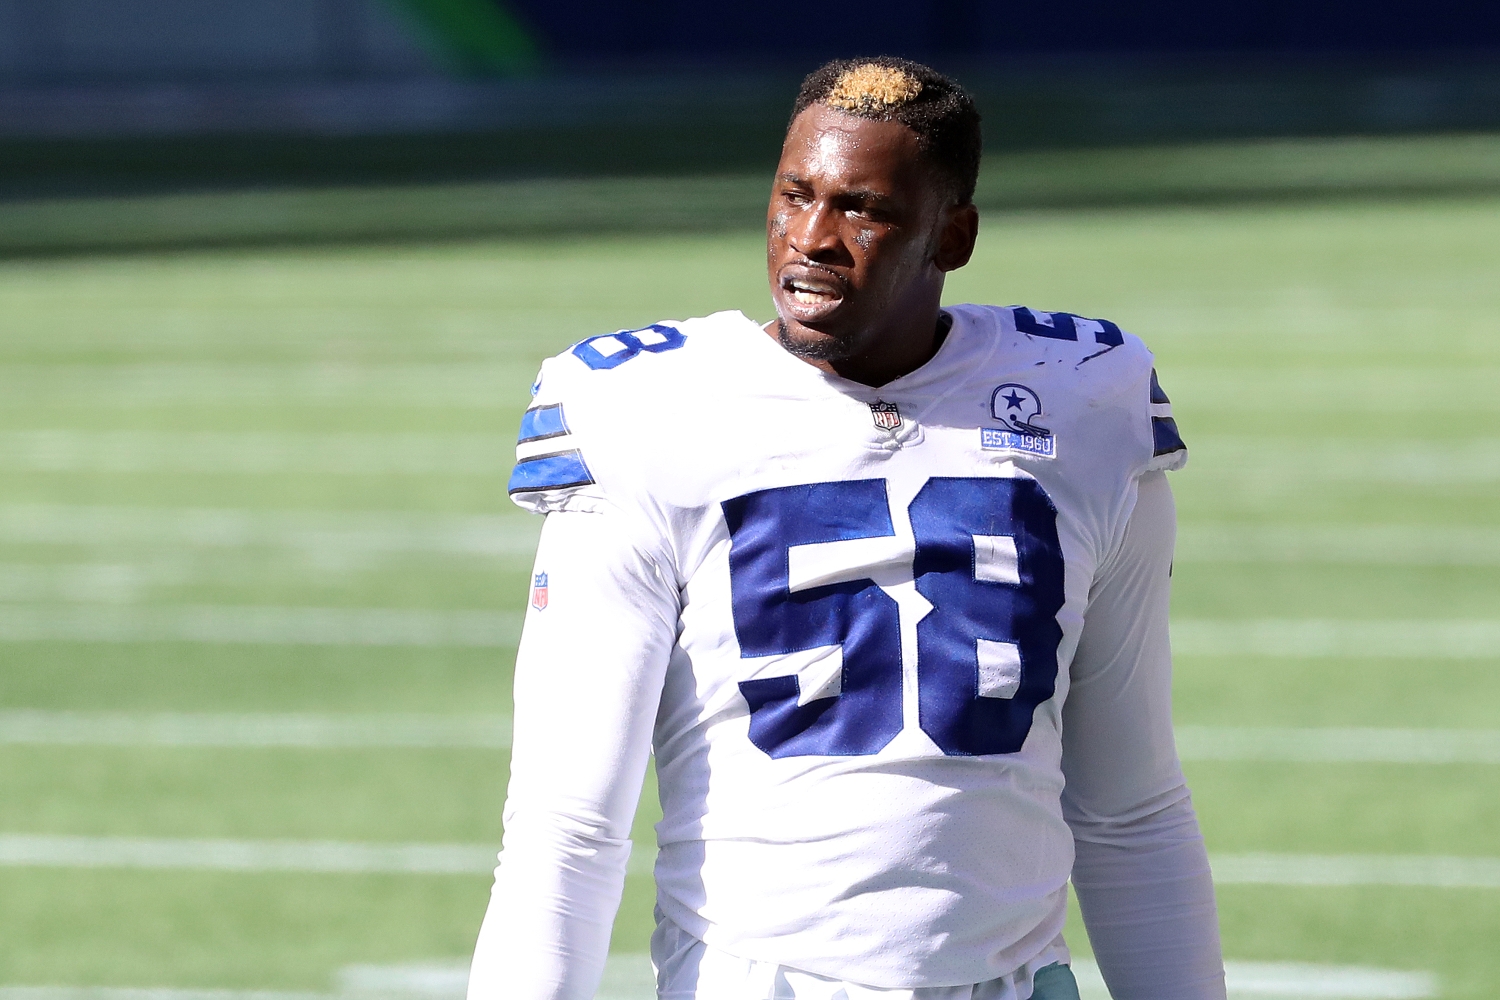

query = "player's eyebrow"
[[838, 187, 894, 205], [777, 173, 894, 207]]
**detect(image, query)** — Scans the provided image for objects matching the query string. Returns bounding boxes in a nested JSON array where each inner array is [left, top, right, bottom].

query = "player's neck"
[[771, 310, 952, 388]]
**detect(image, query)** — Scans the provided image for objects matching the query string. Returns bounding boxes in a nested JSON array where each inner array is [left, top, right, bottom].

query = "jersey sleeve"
[[508, 355, 612, 515], [1061, 471, 1225, 1000], [507, 321, 693, 515], [468, 504, 681, 1000], [1145, 367, 1188, 473]]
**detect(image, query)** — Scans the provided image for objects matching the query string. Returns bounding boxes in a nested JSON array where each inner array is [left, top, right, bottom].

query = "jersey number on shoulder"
[[722, 477, 1066, 758], [1012, 307, 1124, 346], [572, 324, 686, 370]]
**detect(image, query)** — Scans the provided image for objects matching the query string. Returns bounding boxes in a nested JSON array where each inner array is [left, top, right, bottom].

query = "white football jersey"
[[473, 305, 1215, 1000]]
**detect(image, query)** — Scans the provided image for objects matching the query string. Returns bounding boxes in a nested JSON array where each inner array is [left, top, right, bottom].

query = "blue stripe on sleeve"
[[1151, 416, 1186, 457], [1149, 369, 1171, 404], [508, 450, 595, 494], [517, 403, 569, 444]]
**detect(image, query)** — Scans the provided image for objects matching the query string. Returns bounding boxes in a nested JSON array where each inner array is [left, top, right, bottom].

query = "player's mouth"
[[778, 267, 847, 322]]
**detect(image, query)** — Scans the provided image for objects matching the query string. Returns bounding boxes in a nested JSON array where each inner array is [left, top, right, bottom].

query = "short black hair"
[[790, 56, 983, 205]]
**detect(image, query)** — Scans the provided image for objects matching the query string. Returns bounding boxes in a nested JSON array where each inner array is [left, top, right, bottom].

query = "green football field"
[[0, 185, 1496, 998]]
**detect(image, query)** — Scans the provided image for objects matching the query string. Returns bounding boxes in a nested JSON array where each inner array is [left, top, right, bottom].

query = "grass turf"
[[0, 185, 1496, 994], [2, 133, 1500, 256]]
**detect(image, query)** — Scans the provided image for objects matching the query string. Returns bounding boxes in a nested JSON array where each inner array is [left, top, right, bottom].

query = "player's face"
[[767, 104, 973, 368]]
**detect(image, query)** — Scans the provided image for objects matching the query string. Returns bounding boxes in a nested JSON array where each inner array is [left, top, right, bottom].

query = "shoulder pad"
[[987, 304, 1187, 474], [509, 394, 602, 513], [988, 303, 1153, 385], [507, 319, 696, 512], [1006, 305, 1126, 349], [566, 323, 686, 371]]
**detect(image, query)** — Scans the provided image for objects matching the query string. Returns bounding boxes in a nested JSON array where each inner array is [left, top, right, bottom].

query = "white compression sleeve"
[[1061, 472, 1226, 1000], [468, 507, 680, 1000]]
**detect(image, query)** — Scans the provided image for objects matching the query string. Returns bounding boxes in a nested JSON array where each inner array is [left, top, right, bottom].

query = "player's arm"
[[1061, 470, 1226, 1000], [467, 502, 680, 1000]]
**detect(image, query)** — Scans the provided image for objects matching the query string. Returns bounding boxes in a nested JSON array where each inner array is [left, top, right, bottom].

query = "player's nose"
[[787, 201, 848, 264]]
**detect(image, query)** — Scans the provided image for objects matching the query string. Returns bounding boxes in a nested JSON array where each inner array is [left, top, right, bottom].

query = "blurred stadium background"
[[1, 3, 1498, 998]]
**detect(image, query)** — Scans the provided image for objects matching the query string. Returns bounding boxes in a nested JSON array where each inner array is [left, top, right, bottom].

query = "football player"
[[470, 57, 1225, 1000]]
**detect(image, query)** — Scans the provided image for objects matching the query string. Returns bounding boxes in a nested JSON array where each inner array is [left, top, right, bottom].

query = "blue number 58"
[[723, 477, 1066, 758]]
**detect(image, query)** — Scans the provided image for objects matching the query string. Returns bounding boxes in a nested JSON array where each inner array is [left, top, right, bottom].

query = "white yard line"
[[1218, 961, 1437, 999], [0, 605, 522, 646], [0, 712, 512, 749], [1165, 367, 1500, 415], [1176, 524, 1500, 566], [6, 713, 1498, 764], [0, 605, 1493, 658], [0, 957, 1441, 1000], [0, 362, 516, 408], [343, 956, 1439, 1000], [337, 963, 469, 995], [0, 834, 651, 877], [1175, 725, 1500, 763], [0, 835, 498, 875], [1072, 958, 1436, 999], [1212, 853, 1500, 888], [7, 606, 1493, 659], [1185, 437, 1500, 485], [1171, 619, 1500, 659], [0, 505, 540, 558], [0, 432, 509, 476], [0, 991, 326, 1000], [0, 563, 187, 603], [0, 835, 1491, 890], [6, 504, 1496, 571]]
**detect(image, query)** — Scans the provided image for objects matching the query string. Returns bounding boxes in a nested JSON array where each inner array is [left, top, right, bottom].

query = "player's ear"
[[934, 201, 979, 273]]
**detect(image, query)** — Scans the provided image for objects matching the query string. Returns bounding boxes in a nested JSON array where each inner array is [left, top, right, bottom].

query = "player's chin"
[[775, 316, 859, 361]]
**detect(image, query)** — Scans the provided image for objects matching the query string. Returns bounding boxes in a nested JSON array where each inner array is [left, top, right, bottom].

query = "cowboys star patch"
[[982, 383, 1056, 459]]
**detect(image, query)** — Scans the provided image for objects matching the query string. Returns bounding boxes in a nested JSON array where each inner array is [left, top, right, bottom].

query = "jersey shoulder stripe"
[[509, 399, 595, 496], [507, 316, 711, 512], [1151, 416, 1186, 458], [508, 448, 594, 494], [1145, 366, 1188, 470], [517, 402, 570, 444], [1148, 368, 1171, 405]]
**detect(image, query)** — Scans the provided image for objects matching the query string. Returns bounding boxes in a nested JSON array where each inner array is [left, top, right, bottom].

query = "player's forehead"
[[778, 104, 927, 193]]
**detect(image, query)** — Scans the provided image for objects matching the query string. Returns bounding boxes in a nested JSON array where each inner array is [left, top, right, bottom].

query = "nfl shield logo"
[[530, 572, 548, 611], [870, 401, 902, 431]]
